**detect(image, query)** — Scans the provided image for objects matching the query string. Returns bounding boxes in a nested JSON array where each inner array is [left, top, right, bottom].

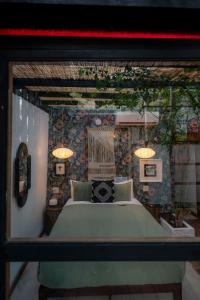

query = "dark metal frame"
[[1, 36, 200, 299], [0, 0, 199, 9], [39, 283, 182, 300], [1, 1, 200, 34], [13, 78, 200, 89]]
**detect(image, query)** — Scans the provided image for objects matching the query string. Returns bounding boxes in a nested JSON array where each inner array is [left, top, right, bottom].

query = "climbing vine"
[[79, 65, 200, 148]]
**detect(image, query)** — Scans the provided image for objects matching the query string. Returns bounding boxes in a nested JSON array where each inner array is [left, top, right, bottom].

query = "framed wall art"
[[55, 162, 66, 176], [140, 159, 163, 182]]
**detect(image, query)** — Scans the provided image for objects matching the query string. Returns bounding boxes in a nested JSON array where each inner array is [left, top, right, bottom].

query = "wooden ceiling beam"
[[40, 97, 110, 101], [14, 78, 200, 89], [38, 92, 118, 99], [14, 79, 98, 88], [25, 86, 119, 93]]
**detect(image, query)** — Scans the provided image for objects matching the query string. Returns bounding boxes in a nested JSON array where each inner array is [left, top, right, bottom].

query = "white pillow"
[[114, 178, 134, 199], [70, 179, 75, 201], [114, 176, 128, 183], [70, 180, 92, 202], [70, 179, 134, 201]]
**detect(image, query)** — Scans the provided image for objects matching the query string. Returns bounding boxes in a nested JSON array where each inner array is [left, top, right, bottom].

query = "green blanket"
[[38, 204, 185, 288]]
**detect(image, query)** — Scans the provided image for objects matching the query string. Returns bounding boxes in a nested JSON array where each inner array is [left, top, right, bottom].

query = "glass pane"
[[8, 61, 200, 241], [9, 260, 200, 300]]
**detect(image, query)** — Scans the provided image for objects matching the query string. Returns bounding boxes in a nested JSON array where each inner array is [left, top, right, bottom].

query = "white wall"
[[10, 94, 49, 283]]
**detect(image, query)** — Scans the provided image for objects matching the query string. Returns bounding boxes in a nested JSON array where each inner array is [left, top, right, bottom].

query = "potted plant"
[[160, 203, 195, 237], [174, 204, 191, 228]]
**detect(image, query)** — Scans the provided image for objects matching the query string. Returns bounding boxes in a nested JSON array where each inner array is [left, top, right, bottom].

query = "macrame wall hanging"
[[87, 127, 116, 180]]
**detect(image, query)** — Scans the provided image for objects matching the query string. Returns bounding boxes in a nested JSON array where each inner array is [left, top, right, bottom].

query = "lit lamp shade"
[[134, 147, 155, 159], [52, 146, 73, 159]]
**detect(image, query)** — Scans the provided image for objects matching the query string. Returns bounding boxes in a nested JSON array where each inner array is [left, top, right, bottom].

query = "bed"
[[38, 198, 184, 300]]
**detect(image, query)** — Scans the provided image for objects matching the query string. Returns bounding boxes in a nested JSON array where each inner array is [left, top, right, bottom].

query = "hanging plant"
[[79, 65, 200, 215], [79, 65, 200, 148]]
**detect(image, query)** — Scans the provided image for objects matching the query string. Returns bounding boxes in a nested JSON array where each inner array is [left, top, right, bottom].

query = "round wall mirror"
[[15, 143, 31, 207]]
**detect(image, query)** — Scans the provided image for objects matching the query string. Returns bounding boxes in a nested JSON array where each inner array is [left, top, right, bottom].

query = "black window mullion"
[[0, 56, 9, 300], [0, 56, 9, 246], [0, 261, 7, 300], [3, 240, 200, 261]]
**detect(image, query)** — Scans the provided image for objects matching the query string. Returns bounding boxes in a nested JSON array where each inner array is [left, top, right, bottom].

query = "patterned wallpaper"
[[47, 108, 172, 210], [47, 109, 115, 204], [114, 127, 171, 210]]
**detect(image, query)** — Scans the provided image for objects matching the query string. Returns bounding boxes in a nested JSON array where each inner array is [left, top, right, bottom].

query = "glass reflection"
[[10, 62, 200, 242]]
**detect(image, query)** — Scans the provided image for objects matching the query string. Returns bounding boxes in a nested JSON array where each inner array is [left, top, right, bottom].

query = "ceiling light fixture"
[[134, 143, 155, 159], [134, 107, 155, 159], [52, 107, 73, 159], [52, 145, 73, 159]]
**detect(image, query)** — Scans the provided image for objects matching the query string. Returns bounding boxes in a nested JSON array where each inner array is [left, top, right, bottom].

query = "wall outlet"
[[143, 185, 149, 192], [52, 187, 59, 194]]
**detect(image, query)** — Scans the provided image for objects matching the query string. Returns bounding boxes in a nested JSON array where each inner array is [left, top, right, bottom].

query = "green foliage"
[[173, 202, 193, 227], [79, 65, 200, 212], [79, 66, 200, 149]]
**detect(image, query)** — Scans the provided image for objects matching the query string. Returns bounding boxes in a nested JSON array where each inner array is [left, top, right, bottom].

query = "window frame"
[[1, 36, 200, 299]]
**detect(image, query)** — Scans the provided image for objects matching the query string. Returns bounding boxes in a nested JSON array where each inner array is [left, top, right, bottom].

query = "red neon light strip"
[[1, 28, 200, 39]]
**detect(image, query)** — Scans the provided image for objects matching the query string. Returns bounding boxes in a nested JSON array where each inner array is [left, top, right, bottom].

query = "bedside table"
[[143, 203, 160, 223], [44, 206, 62, 235]]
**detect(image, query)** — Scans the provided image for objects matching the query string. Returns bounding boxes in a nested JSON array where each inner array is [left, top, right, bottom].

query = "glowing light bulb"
[[134, 147, 155, 159], [52, 146, 73, 159]]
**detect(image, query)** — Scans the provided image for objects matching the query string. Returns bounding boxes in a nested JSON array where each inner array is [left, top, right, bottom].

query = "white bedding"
[[65, 198, 142, 206]]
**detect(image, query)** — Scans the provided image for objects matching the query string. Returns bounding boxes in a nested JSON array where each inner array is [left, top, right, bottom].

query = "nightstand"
[[44, 206, 62, 235], [143, 203, 160, 223]]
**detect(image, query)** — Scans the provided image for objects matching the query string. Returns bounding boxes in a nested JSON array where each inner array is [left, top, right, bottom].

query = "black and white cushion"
[[91, 180, 114, 203]]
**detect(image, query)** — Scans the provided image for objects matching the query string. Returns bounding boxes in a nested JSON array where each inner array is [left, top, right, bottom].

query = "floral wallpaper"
[[133, 145, 172, 211], [114, 126, 172, 211], [47, 109, 115, 204], [115, 127, 133, 178], [47, 108, 172, 210]]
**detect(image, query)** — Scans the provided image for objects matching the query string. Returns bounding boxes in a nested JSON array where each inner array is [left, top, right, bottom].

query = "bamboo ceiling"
[[12, 61, 200, 107], [12, 61, 200, 81], [25, 86, 118, 93]]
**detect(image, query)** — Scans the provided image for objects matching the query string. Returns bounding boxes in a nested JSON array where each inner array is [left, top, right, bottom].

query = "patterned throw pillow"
[[91, 180, 114, 203]]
